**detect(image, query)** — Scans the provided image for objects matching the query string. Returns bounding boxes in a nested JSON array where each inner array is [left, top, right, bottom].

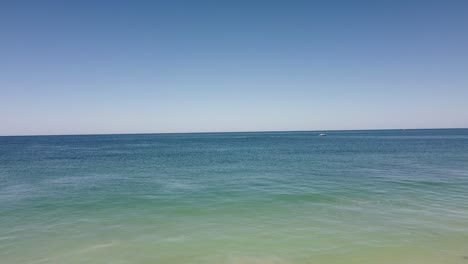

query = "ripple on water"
[[226, 256, 291, 264]]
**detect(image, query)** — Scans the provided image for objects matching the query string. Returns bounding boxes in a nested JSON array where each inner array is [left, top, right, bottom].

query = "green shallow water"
[[1, 129, 468, 264]]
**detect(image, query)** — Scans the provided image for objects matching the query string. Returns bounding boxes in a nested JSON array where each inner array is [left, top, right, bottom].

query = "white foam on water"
[[226, 256, 291, 264]]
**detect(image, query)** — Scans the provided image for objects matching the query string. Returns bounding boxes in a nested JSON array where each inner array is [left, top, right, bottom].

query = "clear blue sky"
[[1, 1, 467, 135]]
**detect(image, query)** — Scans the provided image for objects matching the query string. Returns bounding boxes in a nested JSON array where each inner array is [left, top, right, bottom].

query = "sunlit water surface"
[[1, 129, 468, 264]]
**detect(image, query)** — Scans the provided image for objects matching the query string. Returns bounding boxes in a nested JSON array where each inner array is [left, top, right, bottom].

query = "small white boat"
[[319, 133, 327, 136]]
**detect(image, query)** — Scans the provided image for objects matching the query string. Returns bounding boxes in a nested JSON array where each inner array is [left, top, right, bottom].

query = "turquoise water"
[[1, 129, 468, 264]]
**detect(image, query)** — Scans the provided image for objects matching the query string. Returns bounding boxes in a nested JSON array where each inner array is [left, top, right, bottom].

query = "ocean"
[[1, 129, 468, 264]]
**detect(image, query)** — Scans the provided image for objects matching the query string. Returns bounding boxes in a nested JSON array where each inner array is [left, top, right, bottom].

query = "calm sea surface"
[[1, 129, 468, 264]]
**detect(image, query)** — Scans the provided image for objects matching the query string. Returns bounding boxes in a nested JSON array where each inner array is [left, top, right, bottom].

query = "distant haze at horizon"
[[1, 1, 468, 136], [2, 128, 468, 138]]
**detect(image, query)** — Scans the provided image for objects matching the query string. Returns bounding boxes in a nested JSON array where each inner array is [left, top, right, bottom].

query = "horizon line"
[[0, 127, 467, 137]]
